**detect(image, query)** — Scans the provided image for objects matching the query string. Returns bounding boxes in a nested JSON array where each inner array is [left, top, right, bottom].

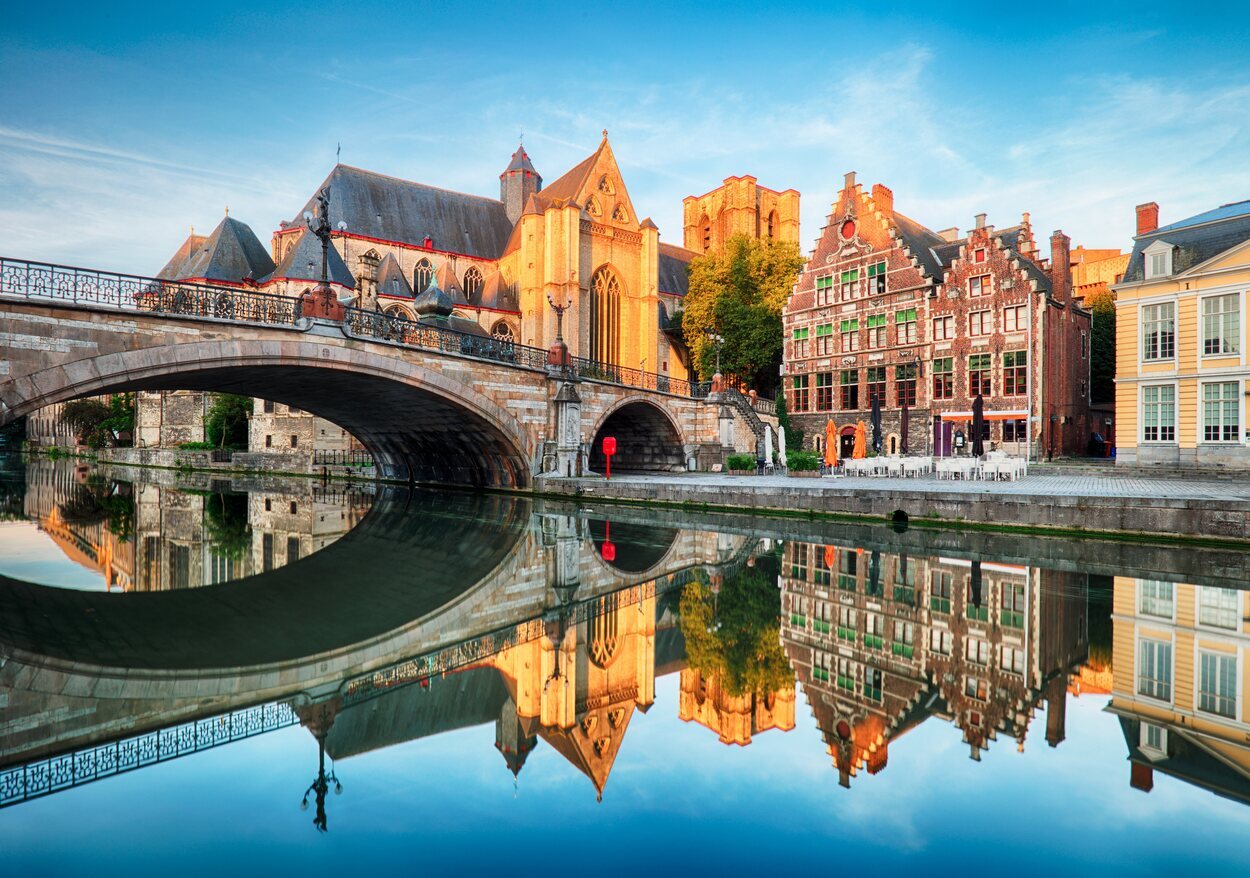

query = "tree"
[[205, 393, 252, 449], [203, 492, 252, 561], [59, 394, 133, 448], [1087, 288, 1115, 406], [681, 234, 805, 394]]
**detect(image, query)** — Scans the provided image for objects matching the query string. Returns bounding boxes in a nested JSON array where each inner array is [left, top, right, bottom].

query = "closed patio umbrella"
[[970, 559, 983, 608], [900, 402, 910, 455], [764, 424, 774, 468], [868, 550, 881, 596], [853, 421, 867, 459], [972, 393, 985, 458], [824, 419, 838, 469], [870, 393, 883, 452], [778, 425, 788, 469]]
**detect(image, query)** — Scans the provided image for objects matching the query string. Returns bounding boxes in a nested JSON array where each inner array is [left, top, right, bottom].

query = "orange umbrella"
[[824, 419, 838, 468], [853, 421, 868, 459], [824, 544, 837, 569]]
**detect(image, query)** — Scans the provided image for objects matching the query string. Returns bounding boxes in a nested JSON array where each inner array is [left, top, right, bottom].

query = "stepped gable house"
[[782, 173, 1093, 459]]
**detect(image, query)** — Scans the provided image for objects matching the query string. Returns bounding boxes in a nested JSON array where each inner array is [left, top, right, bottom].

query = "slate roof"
[[891, 212, 947, 281], [1122, 200, 1250, 284], [173, 217, 275, 284], [658, 243, 696, 297], [268, 228, 356, 288], [292, 164, 514, 260], [477, 269, 517, 310], [156, 232, 207, 280], [375, 252, 413, 298], [538, 141, 604, 203], [502, 146, 539, 178]]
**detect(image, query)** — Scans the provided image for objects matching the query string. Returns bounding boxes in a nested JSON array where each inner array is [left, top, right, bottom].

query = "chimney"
[[1050, 230, 1071, 303], [871, 183, 894, 214], [1136, 202, 1159, 236], [1130, 762, 1154, 793], [937, 227, 960, 243], [974, 213, 987, 230], [423, 234, 433, 249], [843, 171, 857, 192]]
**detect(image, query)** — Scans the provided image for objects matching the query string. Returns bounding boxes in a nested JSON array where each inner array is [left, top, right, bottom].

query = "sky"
[[1, 1, 1248, 275]]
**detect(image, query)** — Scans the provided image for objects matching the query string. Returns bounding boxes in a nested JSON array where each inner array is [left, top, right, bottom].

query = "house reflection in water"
[[779, 540, 1089, 787], [1107, 577, 1250, 804]]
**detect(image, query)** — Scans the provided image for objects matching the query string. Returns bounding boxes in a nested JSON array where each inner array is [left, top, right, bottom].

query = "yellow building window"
[[1142, 303, 1175, 361], [1202, 293, 1240, 356]]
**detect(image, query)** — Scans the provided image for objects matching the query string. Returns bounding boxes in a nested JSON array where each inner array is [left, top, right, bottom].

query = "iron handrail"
[[0, 256, 302, 327]]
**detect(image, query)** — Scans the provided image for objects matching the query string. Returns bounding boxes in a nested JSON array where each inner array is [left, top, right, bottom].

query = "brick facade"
[[783, 174, 1093, 459]]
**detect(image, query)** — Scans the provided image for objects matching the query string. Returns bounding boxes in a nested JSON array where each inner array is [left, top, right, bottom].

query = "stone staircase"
[[719, 388, 767, 443]]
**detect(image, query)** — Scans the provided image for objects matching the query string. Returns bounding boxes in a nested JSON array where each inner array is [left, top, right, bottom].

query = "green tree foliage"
[[205, 394, 252, 449], [203, 492, 252, 561], [58, 475, 134, 542], [1087, 289, 1115, 406], [682, 234, 805, 394], [59, 394, 134, 448], [679, 558, 792, 698]]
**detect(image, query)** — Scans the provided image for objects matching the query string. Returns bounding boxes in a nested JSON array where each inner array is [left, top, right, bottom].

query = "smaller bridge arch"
[[589, 397, 685, 474]]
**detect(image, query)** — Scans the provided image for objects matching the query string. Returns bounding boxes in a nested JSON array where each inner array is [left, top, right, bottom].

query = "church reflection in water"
[[2, 456, 1250, 833]]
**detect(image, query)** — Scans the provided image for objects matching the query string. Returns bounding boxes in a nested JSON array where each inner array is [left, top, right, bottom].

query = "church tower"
[[500, 146, 542, 225]]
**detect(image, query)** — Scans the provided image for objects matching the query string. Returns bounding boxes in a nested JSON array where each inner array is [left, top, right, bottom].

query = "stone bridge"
[[0, 259, 764, 485]]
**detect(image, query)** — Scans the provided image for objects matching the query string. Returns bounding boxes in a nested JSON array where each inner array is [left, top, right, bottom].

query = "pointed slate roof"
[[292, 165, 513, 260], [175, 216, 275, 284], [1122, 199, 1250, 284], [270, 228, 356, 288], [501, 146, 539, 178], [434, 261, 467, 303], [539, 136, 610, 203], [156, 232, 207, 280], [375, 252, 413, 298], [477, 269, 516, 311]]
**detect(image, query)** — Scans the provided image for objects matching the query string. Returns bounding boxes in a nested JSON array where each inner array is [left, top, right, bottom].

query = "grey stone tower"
[[500, 146, 542, 225]]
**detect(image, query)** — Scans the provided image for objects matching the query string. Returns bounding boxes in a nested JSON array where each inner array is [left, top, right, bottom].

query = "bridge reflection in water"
[[2, 456, 1250, 838]]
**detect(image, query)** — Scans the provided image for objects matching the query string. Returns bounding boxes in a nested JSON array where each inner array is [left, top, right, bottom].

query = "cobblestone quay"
[[536, 472, 1250, 543]]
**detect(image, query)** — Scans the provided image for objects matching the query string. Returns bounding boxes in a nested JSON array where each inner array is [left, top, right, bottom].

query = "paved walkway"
[[569, 471, 1250, 502]]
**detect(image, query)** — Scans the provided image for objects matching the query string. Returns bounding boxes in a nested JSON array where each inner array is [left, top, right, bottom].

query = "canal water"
[[1, 455, 1248, 874]]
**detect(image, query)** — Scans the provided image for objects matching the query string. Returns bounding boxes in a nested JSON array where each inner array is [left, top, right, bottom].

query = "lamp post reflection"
[[297, 698, 343, 833]]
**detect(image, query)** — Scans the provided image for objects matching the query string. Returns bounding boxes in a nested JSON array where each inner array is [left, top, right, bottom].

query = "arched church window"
[[699, 214, 712, 251], [767, 210, 777, 239], [612, 204, 629, 223], [463, 265, 484, 302], [384, 303, 412, 321], [586, 196, 603, 218], [597, 175, 615, 195], [413, 258, 434, 293], [589, 266, 621, 365], [491, 321, 515, 342]]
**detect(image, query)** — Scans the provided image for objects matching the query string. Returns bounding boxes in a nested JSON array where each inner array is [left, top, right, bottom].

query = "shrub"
[[178, 441, 215, 450], [726, 453, 756, 471], [787, 450, 820, 472]]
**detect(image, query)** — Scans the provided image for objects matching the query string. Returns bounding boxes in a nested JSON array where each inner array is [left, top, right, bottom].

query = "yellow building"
[[1106, 577, 1250, 802], [678, 668, 795, 746], [1113, 199, 1250, 468], [682, 175, 800, 254]]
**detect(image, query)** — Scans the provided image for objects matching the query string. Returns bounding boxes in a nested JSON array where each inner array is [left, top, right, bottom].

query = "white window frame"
[[1137, 578, 1175, 620], [1140, 383, 1177, 444], [1196, 649, 1238, 720], [1136, 634, 1174, 704], [1196, 586, 1240, 631], [1139, 722, 1168, 760], [1143, 240, 1174, 280], [1200, 380, 1241, 444], [1140, 301, 1176, 363], [1201, 292, 1241, 358]]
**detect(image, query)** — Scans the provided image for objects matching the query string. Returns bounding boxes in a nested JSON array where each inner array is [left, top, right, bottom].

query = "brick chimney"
[[1050, 230, 1071, 304], [1130, 762, 1154, 793], [1136, 202, 1159, 236], [843, 171, 857, 192], [871, 183, 894, 214]]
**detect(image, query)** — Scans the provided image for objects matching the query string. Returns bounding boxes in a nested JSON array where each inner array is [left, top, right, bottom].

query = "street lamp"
[[300, 732, 342, 833], [546, 293, 573, 372], [707, 331, 724, 376]]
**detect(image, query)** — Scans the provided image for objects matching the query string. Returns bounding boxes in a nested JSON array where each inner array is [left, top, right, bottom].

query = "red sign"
[[601, 521, 616, 562], [602, 436, 617, 480]]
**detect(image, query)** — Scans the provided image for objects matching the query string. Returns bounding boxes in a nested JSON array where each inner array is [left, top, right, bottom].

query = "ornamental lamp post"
[[546, 293, 572, 371], [299, 186, 344, 321], [707, 331, 724, 393]]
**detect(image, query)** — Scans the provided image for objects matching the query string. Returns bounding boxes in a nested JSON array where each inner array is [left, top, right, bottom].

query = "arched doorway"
[[839, 425, 856, 460], [590, 401, 684, 473], [589, 267, 621, 365]]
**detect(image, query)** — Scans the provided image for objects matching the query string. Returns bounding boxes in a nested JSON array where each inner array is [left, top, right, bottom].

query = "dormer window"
[[1144, 240, 1174, 279]]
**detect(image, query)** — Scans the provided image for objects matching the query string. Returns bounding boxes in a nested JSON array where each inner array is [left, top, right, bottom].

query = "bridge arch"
[[589, 397, 685, 474], [2, 338, 531, 487]]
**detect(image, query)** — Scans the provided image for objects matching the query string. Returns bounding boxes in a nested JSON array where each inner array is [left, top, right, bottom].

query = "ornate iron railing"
[[312, 449, 375, 468], [567, 355, 695, 397], [0, 256, 302, 327], [0, 700, 299, 809]]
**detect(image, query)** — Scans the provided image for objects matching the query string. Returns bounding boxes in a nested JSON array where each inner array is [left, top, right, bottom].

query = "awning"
[[939, 409, 1029, 422]]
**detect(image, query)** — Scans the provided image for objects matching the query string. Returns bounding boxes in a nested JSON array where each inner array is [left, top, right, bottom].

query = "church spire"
[[501, 144, 542, 225]]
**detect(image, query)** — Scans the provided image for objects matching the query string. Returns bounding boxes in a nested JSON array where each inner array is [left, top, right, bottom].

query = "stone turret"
[[500, 146, 542, 225]]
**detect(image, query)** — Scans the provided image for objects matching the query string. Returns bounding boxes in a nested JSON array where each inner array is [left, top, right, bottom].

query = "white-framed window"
[[1198, 651, 1236, 718], [1144, 241, 1174, 279], [1138, 579, 1174, 618], [932, 315, 954, 340], [1202, 381, 1240, 443], [1138, 638, 1173, 702], [1141, 384, 1176, 442], [1202, 293, 1240, 356], [1198, 587, 1239, 630], [1141, 302, 1175, 361], [1003, 304, 1027, 332], [969, 310, 991, 336], [1139, 722, 1167, 759]]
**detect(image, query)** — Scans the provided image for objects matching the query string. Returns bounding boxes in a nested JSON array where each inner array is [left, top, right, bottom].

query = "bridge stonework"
[[0, 298, 725, 486]]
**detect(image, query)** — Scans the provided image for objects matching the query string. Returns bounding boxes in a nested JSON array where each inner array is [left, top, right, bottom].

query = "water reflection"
[[1, 454, 1249, 867]]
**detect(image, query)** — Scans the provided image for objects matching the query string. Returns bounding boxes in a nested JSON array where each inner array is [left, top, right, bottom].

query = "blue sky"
[[1, 2, 1247, 274]]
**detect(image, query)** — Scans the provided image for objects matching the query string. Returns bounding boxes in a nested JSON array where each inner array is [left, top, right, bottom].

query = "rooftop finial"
[[602, 128, 608, 140], [224, 206, 229, 217]]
